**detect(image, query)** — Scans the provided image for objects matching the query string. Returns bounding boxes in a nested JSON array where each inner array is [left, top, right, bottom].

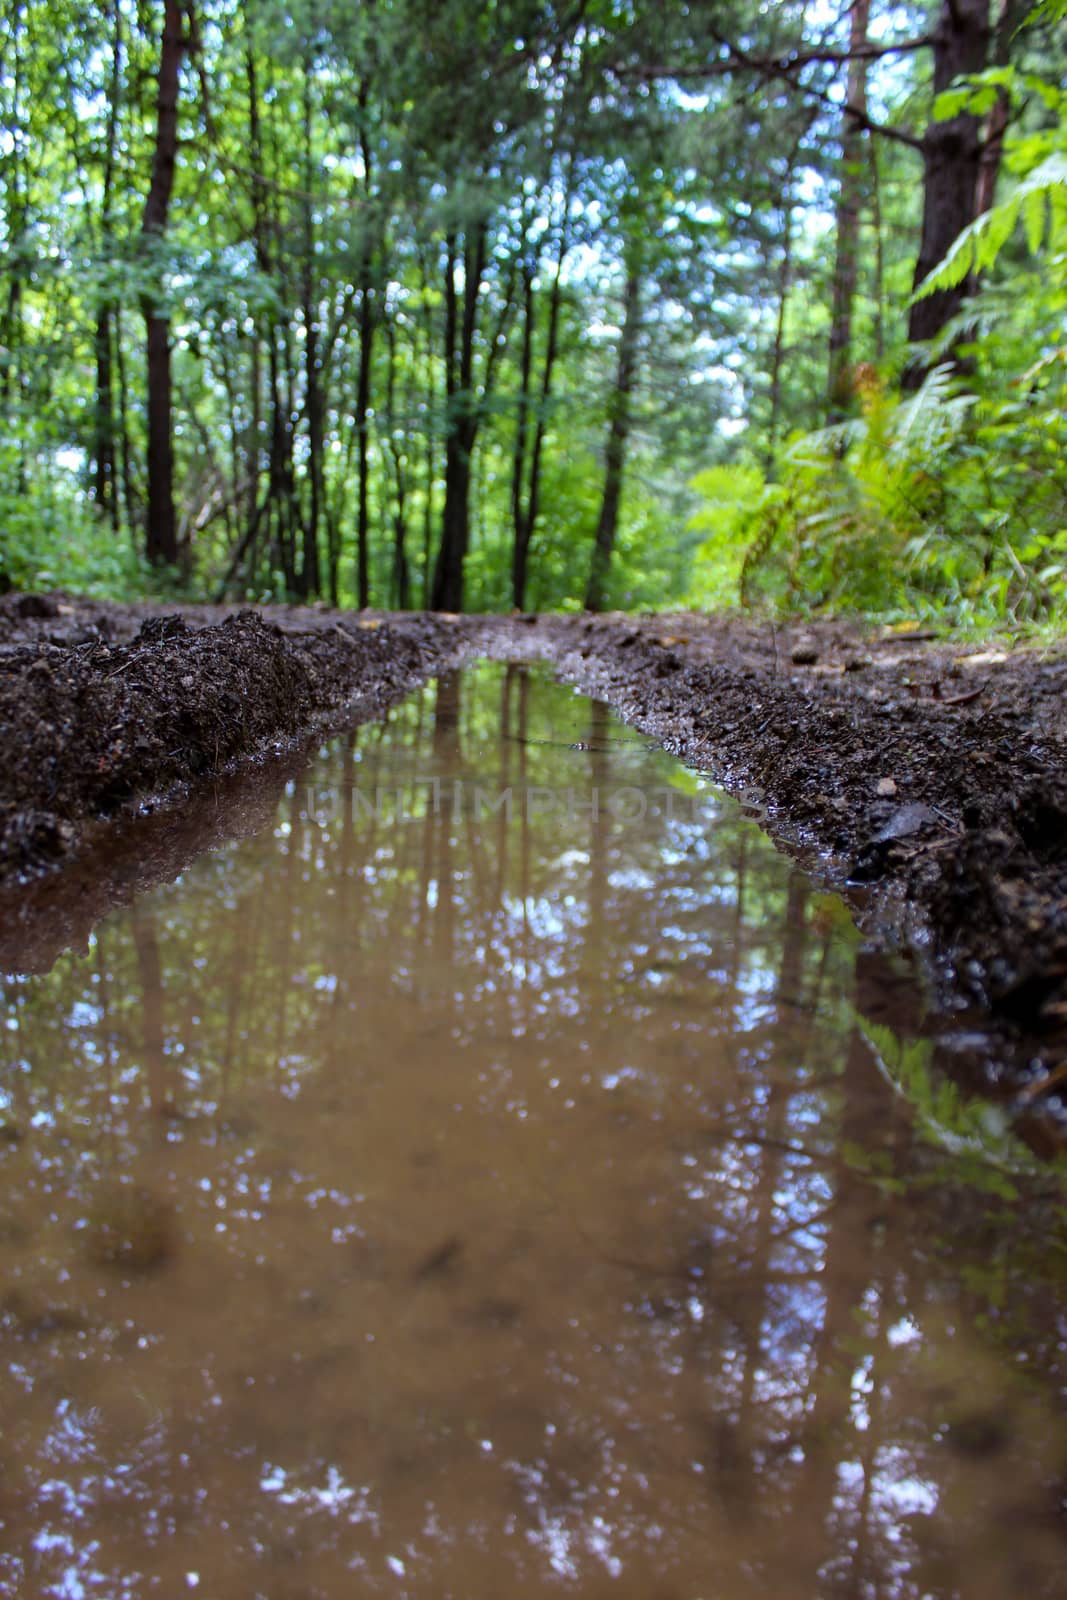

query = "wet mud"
[[1, 592, 1064, 1118]]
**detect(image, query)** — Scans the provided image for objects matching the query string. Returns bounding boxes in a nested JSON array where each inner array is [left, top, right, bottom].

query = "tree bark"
[[115, 305, 137, 532], [431, 225, 487, 613], [510, 263, 535, 605], [94, 309, 118, 528], [418, 246, 437, 605], [512, 180, 570, 610], [827, 0, 870, 412], [585, 251, 642, 613], [244, 26, 268, 591], [299, 51, 322, 598], [353, 98, 376, 609], [906, 0, 991, 359], [974, 0, 1024, 219], [383, 317, 411, 608], [93, 0, 123, 529], [141, 0, 187, 567], [0, 0, 27, 487], [768, 155, 799, 462], [355, 268, 374, 609]]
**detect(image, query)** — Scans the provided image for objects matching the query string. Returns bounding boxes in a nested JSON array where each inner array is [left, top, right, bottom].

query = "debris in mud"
[[81, 1179, 176, 1274]]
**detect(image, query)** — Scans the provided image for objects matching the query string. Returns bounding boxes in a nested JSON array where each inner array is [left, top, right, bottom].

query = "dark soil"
[[2, 592, 1065, 1133]]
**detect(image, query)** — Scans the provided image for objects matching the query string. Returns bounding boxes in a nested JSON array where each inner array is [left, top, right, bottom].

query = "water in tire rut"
[[1, 663, 1064, 1599]]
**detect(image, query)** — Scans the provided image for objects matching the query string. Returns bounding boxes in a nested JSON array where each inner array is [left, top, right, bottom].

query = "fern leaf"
[[1023, 187, 1049, 254], [913, 153, 1067, 300]]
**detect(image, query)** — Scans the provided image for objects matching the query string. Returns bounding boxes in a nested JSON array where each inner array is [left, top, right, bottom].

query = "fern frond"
[[785, 419, 863, 464], [891, 365, 975, 455], [913, 153, 1067, 299]]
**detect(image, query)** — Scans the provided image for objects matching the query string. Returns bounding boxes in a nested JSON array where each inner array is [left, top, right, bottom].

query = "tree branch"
[[615, 34, 933, 80], [700, 27, 926, 151]]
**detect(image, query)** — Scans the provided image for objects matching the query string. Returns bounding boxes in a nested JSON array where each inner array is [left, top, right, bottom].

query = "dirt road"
[[2, 592, 1064, 1127]]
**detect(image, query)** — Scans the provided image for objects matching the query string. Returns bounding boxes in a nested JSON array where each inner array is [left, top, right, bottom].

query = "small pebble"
[[791, 643, 819, 666]]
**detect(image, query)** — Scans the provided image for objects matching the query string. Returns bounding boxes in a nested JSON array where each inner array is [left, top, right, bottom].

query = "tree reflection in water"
[[0, 664, 1065, 1600]]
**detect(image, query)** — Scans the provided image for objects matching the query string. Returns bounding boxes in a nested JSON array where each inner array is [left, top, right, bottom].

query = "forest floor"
[[2, 590, 1065, 1139]]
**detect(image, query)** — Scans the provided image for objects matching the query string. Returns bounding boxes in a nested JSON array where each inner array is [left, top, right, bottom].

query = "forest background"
[[0, 0, 1064, 625]]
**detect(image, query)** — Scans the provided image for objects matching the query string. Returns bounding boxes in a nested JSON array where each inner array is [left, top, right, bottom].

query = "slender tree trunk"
[[1, 1, 28, 499], [244, 28, 269, 590], [906, 0, 991, 362], [94, 310, 118, 527], [141, 0, 186, 567], [431, 222, 492, 612], [827, 0, 870, 412], [420, 258, 436, 605], [300, 52, 322, 598], [355, 272, 374, 608], [512, 182, 570, 609], [352, 99, 377, 609], [0, 0, 25, 416], [868, 138, 886, 362], [431, 231, 464, 612], [383, 318, 410, 608], [267, 335, 298, 592], [115, 306, 136, 532], [767, 166, 797, 463], [93, 0, 123, 528], [975, 0, 1023, 219], [585, 250, 642, 613], [510, 263, 535, 605]]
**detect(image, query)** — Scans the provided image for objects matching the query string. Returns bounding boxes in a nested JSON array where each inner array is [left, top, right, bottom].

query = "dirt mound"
[[0, 602, 464, 874]]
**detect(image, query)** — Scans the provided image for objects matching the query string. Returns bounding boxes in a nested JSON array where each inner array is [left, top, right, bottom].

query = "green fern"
[[914, 154, 1067, 298]]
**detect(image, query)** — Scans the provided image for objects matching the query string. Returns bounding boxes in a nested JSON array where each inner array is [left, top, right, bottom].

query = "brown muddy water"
[[1, 663, 1066, 1600]]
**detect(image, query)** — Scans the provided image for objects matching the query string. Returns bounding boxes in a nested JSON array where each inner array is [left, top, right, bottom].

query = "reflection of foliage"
[[859, 1019, 1054, 1196], [5, 665, 1067, 1592]]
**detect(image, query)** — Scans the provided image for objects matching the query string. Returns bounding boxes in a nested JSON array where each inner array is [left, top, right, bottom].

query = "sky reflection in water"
[[1, 663, 1065, 1600]]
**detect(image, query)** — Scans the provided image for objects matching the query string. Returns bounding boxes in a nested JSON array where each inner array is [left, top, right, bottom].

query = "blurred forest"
[[0, 0, 1064, 621]]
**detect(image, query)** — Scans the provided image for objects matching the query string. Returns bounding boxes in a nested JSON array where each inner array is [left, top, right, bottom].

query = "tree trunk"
[[906, 0, 991, 359], [141, 0, 186, 567], [512, 181, 570, 610], [244, 28, 268, 591], [300, 53, 322, 598], [93, 0, 123, 529], [585, 251, 642, 613], [868, 137, 886, 362], [353, 102, 376, 610], [420, 263, 436, 605], [434, 425, 475, 612], [431, 225, 487, 613], [115, 306, 137, 532], [974, 0, 1024, 219], [510, 263, 535, 606], [827, 0, 870, 412], [767, 160, 798, 463], [0, 1, 26, 421], [383, 318, 411, 608], [94, 310, 118, 528], [355, 271, 374, 609]]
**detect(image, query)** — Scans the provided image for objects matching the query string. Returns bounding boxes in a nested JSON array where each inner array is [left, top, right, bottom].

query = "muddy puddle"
[[1, 663, 1065, 1599]]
